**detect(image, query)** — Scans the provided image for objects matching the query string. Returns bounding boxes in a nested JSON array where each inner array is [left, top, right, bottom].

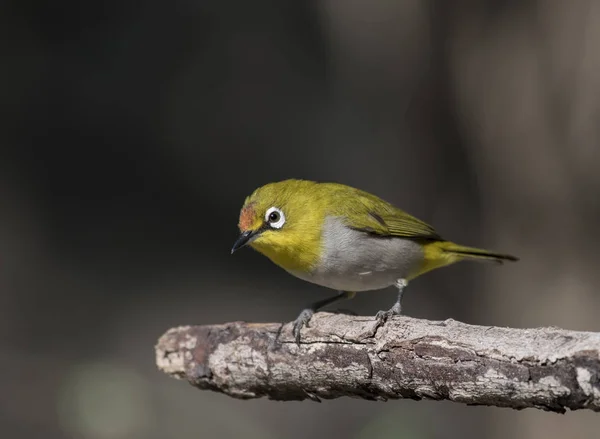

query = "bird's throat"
[[250, 239, 319, 273]]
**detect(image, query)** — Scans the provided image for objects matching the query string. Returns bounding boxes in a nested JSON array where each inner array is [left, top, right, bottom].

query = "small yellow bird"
[[232, 179, 517, 343]]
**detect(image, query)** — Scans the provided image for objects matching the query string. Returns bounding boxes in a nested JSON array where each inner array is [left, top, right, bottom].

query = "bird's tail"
[[412, 241, 518, 279], [439, 242, 519, 264]]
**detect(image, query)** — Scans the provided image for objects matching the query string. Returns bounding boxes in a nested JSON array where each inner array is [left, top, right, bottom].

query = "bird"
[[231, 179, 518, 343]]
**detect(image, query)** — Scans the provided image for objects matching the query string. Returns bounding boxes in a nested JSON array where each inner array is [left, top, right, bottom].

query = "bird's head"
[[231, 180, 325, 271]]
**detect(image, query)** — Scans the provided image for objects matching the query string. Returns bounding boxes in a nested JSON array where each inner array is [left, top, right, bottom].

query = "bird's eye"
[[265, 207, 285, 229], [269, 211, 280, 222]]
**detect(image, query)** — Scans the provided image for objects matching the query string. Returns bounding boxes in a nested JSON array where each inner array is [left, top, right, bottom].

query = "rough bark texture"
[[155, 313, 600, 413]]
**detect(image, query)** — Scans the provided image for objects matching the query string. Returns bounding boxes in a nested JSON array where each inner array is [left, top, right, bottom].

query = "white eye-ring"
[[265, 207, 285, 229]]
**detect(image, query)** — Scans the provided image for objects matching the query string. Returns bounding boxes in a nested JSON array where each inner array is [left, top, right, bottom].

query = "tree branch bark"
[[155, 313, 600, 413]]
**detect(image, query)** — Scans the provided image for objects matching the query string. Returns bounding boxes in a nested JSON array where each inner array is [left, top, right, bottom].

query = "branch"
[[155, 313, 600, 413]]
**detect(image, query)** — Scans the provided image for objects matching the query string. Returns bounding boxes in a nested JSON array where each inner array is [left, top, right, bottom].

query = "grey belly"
[[287, 216, 424, 292]]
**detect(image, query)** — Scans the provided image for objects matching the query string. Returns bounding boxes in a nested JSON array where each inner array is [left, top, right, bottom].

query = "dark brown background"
[[2, 1, 599, 438]]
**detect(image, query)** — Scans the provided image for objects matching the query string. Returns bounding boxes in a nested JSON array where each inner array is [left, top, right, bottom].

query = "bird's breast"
[[287, 216, 425, 292]]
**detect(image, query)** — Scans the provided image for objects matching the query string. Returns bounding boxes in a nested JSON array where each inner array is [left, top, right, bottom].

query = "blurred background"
[[2, 0, 600, 438]]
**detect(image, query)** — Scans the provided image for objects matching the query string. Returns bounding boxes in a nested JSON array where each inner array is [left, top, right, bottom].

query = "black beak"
[[231, 230, 258, 254]]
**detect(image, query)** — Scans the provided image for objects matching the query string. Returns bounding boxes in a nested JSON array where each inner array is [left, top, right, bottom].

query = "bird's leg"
[[292, 291, 355, 344], [375, 279, 408, 326]]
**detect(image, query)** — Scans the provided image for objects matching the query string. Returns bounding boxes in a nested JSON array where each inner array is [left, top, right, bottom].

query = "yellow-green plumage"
[[239, 179, 517, 280]]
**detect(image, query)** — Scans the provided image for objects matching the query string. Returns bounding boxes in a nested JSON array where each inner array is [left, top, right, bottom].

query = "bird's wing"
[[346, 195, 442, 241]]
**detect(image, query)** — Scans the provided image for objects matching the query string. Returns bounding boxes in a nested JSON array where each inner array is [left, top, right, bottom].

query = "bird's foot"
[[375, 304, 401, 328], [292, 308, 314, 345]]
